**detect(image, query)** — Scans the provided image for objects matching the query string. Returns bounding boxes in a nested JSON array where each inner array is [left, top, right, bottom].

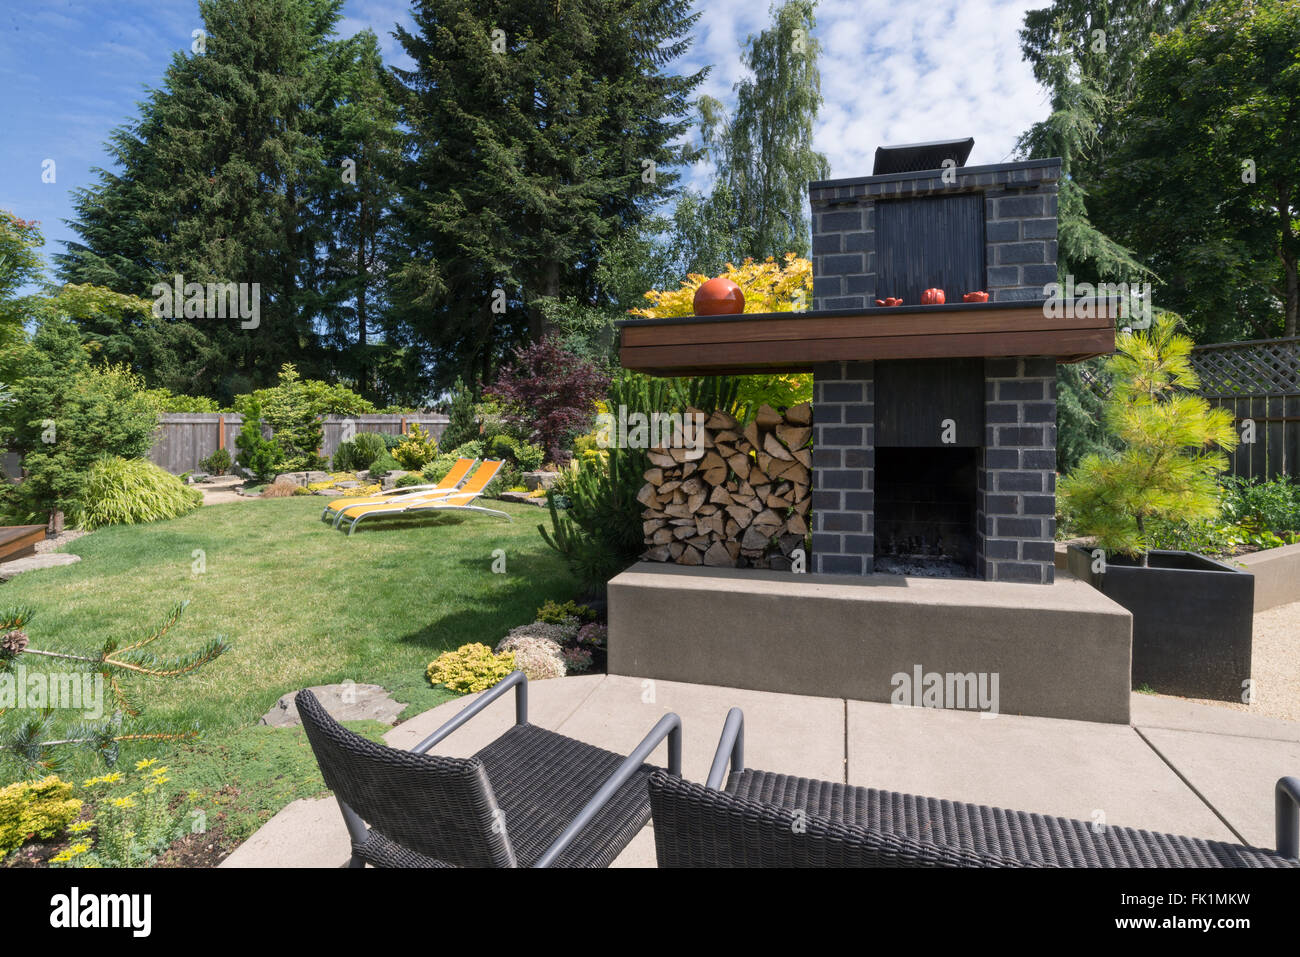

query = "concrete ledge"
[[1236, 542, 1300, 612], [609, 563, 1132, 724]]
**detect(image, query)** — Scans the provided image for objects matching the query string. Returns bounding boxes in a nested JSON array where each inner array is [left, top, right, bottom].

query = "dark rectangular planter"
[[1067, 545, 1253, 701]]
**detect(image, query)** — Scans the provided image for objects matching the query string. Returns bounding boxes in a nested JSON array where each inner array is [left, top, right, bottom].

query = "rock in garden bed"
[[273, 470, 332, 487], [259, 683, 404, 727]]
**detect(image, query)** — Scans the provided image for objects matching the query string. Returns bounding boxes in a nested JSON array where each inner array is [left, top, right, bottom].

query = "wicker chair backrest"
[[297, 689, 517, 867], [647, 770, 1027, 868]]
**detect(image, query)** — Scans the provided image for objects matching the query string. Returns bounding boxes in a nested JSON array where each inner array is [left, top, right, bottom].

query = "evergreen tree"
[[0, 318, 162, 529], [1014, 6, 1176, 473], [438, 377, 480, 451], [1020, 0, 1207, 124], [58, 0, 348, 402], [0, 603, 229, 775], [1060, 316, 1238, 563], [388, 0, 706, 389], [696, 0, 829, 262], [305, 29, 405, 403], [0, 212, 45, 351]]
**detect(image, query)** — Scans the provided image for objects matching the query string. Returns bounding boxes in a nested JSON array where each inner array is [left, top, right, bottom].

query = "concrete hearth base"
[[608, 562, 1133, 724]]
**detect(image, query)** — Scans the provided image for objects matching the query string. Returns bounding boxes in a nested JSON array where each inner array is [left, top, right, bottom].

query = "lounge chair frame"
[[320, 458, 479, 525], [338, 459, 511, 534]]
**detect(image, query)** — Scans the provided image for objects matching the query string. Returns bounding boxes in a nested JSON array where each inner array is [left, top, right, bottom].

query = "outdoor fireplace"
[[610, 140, 1131, 725], [618, 138, 1117, 587], [874, 446, 979, 577], [808, 141, 1067, 584]]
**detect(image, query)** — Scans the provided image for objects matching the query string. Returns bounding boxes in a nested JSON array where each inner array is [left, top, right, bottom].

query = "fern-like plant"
[[1059, 316, 1238, 564]]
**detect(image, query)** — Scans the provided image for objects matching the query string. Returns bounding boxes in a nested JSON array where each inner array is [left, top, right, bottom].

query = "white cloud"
[[680, 0, 1049, 181]]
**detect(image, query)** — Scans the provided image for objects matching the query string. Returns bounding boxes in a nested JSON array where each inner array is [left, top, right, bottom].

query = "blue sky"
[[0, 0, 1050, 280]]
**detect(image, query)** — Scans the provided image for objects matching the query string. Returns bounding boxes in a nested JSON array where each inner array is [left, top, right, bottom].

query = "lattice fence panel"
[[1191, 337, 1300, 398]]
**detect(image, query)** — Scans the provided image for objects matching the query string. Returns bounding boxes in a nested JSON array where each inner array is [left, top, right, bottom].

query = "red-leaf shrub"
[[486, 337, 610, 465]]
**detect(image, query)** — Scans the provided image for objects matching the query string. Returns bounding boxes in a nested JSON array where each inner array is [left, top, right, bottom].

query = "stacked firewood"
[[638, 402, 813, 568]]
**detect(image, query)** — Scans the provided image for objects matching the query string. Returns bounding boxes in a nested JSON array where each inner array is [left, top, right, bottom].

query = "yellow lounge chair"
[[320, 457, 477, 526], [339, 459, 509, 535]]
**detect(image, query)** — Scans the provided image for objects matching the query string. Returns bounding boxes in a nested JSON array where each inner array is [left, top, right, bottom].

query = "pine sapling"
[[1060, 315, 1238, 565]]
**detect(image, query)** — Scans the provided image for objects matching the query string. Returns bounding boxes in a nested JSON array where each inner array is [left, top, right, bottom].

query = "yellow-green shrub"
[[426, 643, 516, 694], [0, 775, 83, 857], [393, 424, 438, 471], [75, 456, 203, 530]]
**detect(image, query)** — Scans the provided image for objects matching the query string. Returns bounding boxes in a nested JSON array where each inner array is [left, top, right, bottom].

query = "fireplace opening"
[[874, 447, 978, 578]]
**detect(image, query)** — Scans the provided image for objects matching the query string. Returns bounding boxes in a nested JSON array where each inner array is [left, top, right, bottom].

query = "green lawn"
[[1, 495, 577, 782]]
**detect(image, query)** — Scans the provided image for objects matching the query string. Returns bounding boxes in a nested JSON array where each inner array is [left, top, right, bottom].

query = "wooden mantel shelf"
[[617, 298, 1118, 376]]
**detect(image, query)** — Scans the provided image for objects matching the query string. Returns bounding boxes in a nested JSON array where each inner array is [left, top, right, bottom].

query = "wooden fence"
[[147, 413, 449, 475], [1190, 337, 1300, 482]]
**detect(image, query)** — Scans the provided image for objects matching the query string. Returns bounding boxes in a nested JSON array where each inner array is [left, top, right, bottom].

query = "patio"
[[221, 670, 1300, 867]]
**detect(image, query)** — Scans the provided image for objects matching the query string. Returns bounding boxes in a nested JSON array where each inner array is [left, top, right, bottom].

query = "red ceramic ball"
[[693, 276, 745, 315]]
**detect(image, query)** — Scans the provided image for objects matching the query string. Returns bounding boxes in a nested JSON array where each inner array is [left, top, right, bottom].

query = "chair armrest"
[[1278, 776, 1300, 860], [533, 712, 683, 868], [705, 707, 745, 790], [409, 671, 528, 755]]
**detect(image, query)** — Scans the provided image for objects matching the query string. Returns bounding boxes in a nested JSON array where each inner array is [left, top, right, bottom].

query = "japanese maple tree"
[[485, 337, 609, 465]]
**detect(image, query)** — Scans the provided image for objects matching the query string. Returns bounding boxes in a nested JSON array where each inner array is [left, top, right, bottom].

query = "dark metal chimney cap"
[[872, 138, 975, 175]]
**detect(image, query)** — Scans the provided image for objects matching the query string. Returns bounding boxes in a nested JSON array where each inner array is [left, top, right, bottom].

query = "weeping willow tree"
[[696, 0, 830, 262]]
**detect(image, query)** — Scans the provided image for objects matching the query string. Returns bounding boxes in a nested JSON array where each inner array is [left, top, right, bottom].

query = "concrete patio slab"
[[221, 673, 1298, 868], [1131, 692, 1300, 743], [1136, 727, 1300, 849], [220, 796, 350, 868], [611, 822, 657, 867], [383, 674, 606, 756], [557, 676, 845, 784], [846, 699, 1238, 842]]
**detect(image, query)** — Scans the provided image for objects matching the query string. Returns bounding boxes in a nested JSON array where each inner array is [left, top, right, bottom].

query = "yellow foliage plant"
[[427, 643, 517, 694], [629, 254, 813, 408], [0, 775, 83, 858]]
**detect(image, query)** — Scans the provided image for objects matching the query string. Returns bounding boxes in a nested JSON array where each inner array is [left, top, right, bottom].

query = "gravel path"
[[33, 528, 90, 553], [195, 474, 253, 505], [1151, 598, 1300, 722]]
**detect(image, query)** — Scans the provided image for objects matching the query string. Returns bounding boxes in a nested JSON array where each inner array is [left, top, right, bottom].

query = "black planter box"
[[1067, 545, 1254, 701]]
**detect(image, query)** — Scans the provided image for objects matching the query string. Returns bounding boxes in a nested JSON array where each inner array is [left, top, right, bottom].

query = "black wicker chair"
[[648, 708, 1300, 868], [298, 671, 680, 867]]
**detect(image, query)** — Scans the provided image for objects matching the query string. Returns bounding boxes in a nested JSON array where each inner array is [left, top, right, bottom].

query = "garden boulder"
[[274, 470, 331, 487], [523, 471, 560, 491], [260, 683, 404, 727]]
